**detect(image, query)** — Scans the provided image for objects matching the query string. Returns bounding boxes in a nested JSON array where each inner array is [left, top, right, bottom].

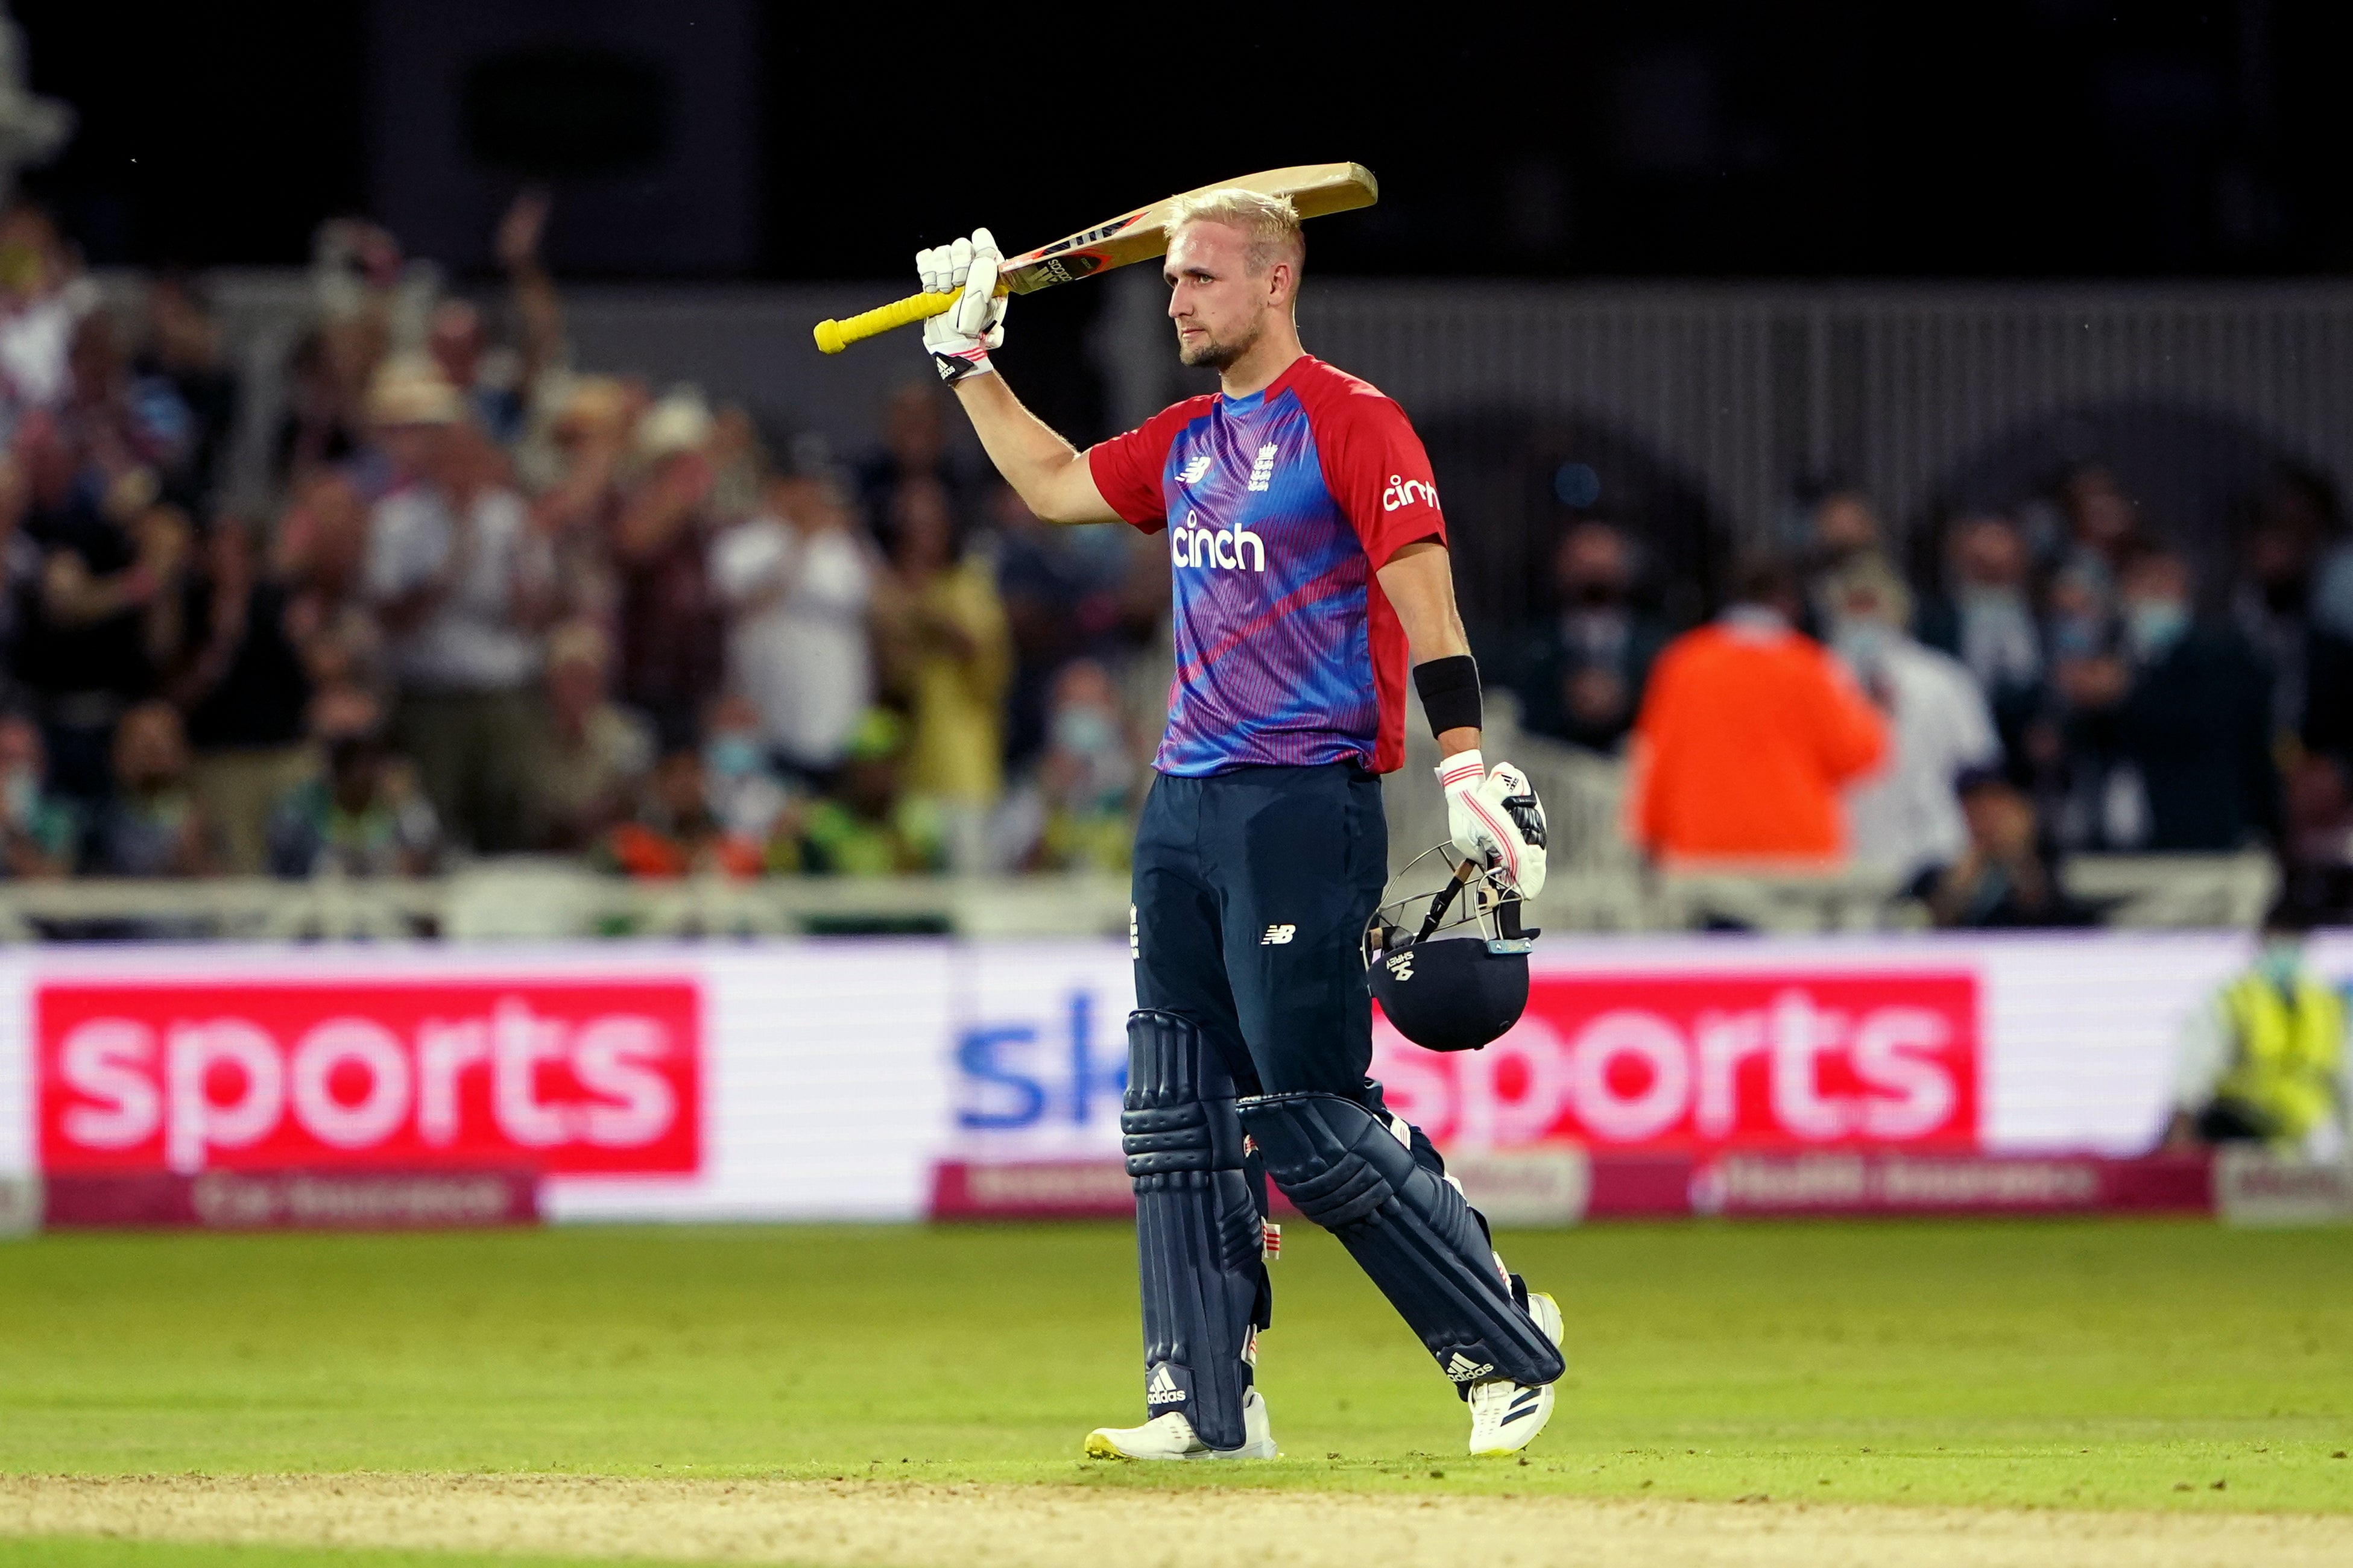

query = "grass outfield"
[[1, 1218, 2349, 1522]]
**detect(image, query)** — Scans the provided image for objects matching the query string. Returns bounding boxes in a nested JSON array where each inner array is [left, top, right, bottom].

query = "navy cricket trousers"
[[1130, 762, 1391, 1102]]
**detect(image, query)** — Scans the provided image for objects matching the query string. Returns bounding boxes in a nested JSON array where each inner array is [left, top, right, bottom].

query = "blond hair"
[[1163, 188, 1304, 275]]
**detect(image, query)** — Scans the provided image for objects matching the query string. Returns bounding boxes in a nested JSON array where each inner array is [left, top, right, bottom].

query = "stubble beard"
[[1178, 314, 1262, 371]]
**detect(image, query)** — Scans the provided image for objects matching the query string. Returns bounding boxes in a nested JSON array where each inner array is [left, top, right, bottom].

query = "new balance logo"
[[1146, 1365, 1186, 1405], [1246, 442, 1278, 491], [1261, 924, 1296, 945], [1444, 1353, 1495, 1384], [1170, 512, 1265, 571], [1176, 454, 1213, 485]]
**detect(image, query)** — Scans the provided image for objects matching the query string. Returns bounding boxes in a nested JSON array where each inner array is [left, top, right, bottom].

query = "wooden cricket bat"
[[812, 162, 1378, 354]]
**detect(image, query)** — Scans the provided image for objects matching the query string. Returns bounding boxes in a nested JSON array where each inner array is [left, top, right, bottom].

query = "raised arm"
[[952, 374, 1120, 526], [917, 230, 1120, 527]]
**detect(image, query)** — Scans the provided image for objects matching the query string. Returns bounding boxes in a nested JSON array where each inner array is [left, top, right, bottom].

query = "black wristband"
[[1412, 654, 1482, 738]]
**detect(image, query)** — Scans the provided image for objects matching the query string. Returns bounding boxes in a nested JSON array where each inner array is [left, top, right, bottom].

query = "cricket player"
[[916, 189, 1563, 1459]]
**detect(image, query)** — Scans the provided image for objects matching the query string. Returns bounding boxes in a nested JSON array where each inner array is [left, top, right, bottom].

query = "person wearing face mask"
[[2162, 897, 2350, 1158], [1824, 559, 2001, 887], [1512, 521, 1669, 754], [1918, 513, 2044, 758], [993, 659, 1139, 872], [2106, 547, 2280, 852]]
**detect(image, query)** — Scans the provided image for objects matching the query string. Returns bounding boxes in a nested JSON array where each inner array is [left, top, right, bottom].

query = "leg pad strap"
[[1239, 1090, 1563, 1390]]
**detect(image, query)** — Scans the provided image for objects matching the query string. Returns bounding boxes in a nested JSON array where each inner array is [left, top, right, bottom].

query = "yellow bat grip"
[[811, 282, 1010, 354]]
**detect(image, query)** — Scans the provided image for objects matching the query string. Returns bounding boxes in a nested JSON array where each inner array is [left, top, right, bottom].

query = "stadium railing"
[[0, 851, 2273, 942]]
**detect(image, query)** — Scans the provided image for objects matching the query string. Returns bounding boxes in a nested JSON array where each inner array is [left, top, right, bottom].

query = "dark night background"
[[14, 1, 2349, 282]]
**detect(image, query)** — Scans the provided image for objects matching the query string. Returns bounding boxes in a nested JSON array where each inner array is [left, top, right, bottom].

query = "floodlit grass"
[[1, 1219, 2349, 1512], [0, 1544, 685, 1568]]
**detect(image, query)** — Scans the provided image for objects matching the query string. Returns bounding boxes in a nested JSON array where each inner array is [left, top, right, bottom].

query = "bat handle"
[[812, 281, 1010, 355]]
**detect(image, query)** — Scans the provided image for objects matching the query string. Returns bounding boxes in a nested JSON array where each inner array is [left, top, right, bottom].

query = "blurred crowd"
[[1515, 472, 2353, 926], [3, 189, 2347, 909], [0, 194, 1169, 885]]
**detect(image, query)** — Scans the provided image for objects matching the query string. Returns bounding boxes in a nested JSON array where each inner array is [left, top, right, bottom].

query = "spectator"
[[0, 711, 74, 878], [265, 694, 441, 879], [525, 374, 636, 624], [700, 690, 791, 843], [0, 444, 42, 714], [95, 700, 215, 877], [2162, 896, 2349, 1157], [174, 520, 315, 873], [131, 272, 239, 509], [2232, 471, 2334, 740], [16, 410, 194, 813], [273, 326, 369, 490], [361, 354, 554, 854], [597, 748, 762, 880], [1824, 558, 2000, 886], [0, 201, 95, 434], [530, 621, 654, 852], [856, 380, 968, 553], [2102, 547, 2278, 851], [993, 659, 1139, 873], [1800, 489, 1884, 635], [610, 386, 725, 752], [1627, 559, 1886, 866], [1513, 520, 1669, 754], [1922, 769, 2092, 928], [66, 310, 198, 517], [992, 480, 1140, 764], [798, 708, 946, 877], [709, 470, 874, 779], [2056, 465, 2143, 614], [1916, 511, 2042, 761], [275, 471, 384, 696], [871, 474, 1011, 869]]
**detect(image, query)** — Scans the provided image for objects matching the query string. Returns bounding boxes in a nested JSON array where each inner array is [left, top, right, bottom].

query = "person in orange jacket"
[[1628, 559, 1889, 865]]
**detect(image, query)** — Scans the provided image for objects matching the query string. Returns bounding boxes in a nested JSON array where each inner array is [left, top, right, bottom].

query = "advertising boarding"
[[0, 932, 2340, 1223]]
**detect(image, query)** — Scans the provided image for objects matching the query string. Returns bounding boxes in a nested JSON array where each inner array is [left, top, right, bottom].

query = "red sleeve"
[[1084, 397, 1211, 534], [1301, 373, 1447, 567]]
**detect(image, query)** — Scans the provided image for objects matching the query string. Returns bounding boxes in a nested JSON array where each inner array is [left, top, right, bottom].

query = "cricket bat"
[[812, 162, 1377, 354]]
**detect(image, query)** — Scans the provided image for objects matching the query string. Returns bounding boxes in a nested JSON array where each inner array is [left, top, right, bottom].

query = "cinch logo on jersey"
[[1169, 511, 1266, 572], [1146, 1364, 1187, 1406], [1383, 474, 1439, 512]]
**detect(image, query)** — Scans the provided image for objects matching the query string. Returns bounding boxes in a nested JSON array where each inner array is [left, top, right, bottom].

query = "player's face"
[[1165, 222, 1276, 370]]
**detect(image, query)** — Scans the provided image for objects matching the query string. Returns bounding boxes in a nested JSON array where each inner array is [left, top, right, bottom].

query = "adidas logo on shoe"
[[1444, 1353, 1495, 1384], [1146, 1365, 1187, 1406]]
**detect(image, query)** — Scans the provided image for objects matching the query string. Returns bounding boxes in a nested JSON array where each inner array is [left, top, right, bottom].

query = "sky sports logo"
[[1170, 512, 1265, 572]]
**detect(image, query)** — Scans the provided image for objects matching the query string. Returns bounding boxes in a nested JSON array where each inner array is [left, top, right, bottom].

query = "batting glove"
[[1438, 749, 1549, 901], [917, 229, 1008, 383]]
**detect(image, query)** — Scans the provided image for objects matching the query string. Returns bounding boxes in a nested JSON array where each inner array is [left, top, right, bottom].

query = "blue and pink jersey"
[[1088, 356, 1445, 776]]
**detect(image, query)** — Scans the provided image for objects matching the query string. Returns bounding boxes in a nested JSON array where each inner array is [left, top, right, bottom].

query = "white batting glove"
[[917, 229, 1007, 383], [1437, 750, 1549, 901]]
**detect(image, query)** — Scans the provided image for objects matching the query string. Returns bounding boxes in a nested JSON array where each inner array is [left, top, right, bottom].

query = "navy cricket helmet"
[[1365, 847, 1539, 1053]]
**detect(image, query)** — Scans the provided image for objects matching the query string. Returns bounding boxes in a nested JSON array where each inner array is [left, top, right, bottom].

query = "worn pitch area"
[[8, 1472, 2353, 1568]]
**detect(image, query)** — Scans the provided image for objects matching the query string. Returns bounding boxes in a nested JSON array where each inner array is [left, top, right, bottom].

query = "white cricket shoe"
[[1467, 1289, 1564, 1456], [1085, 1388, 1278, 1460]]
